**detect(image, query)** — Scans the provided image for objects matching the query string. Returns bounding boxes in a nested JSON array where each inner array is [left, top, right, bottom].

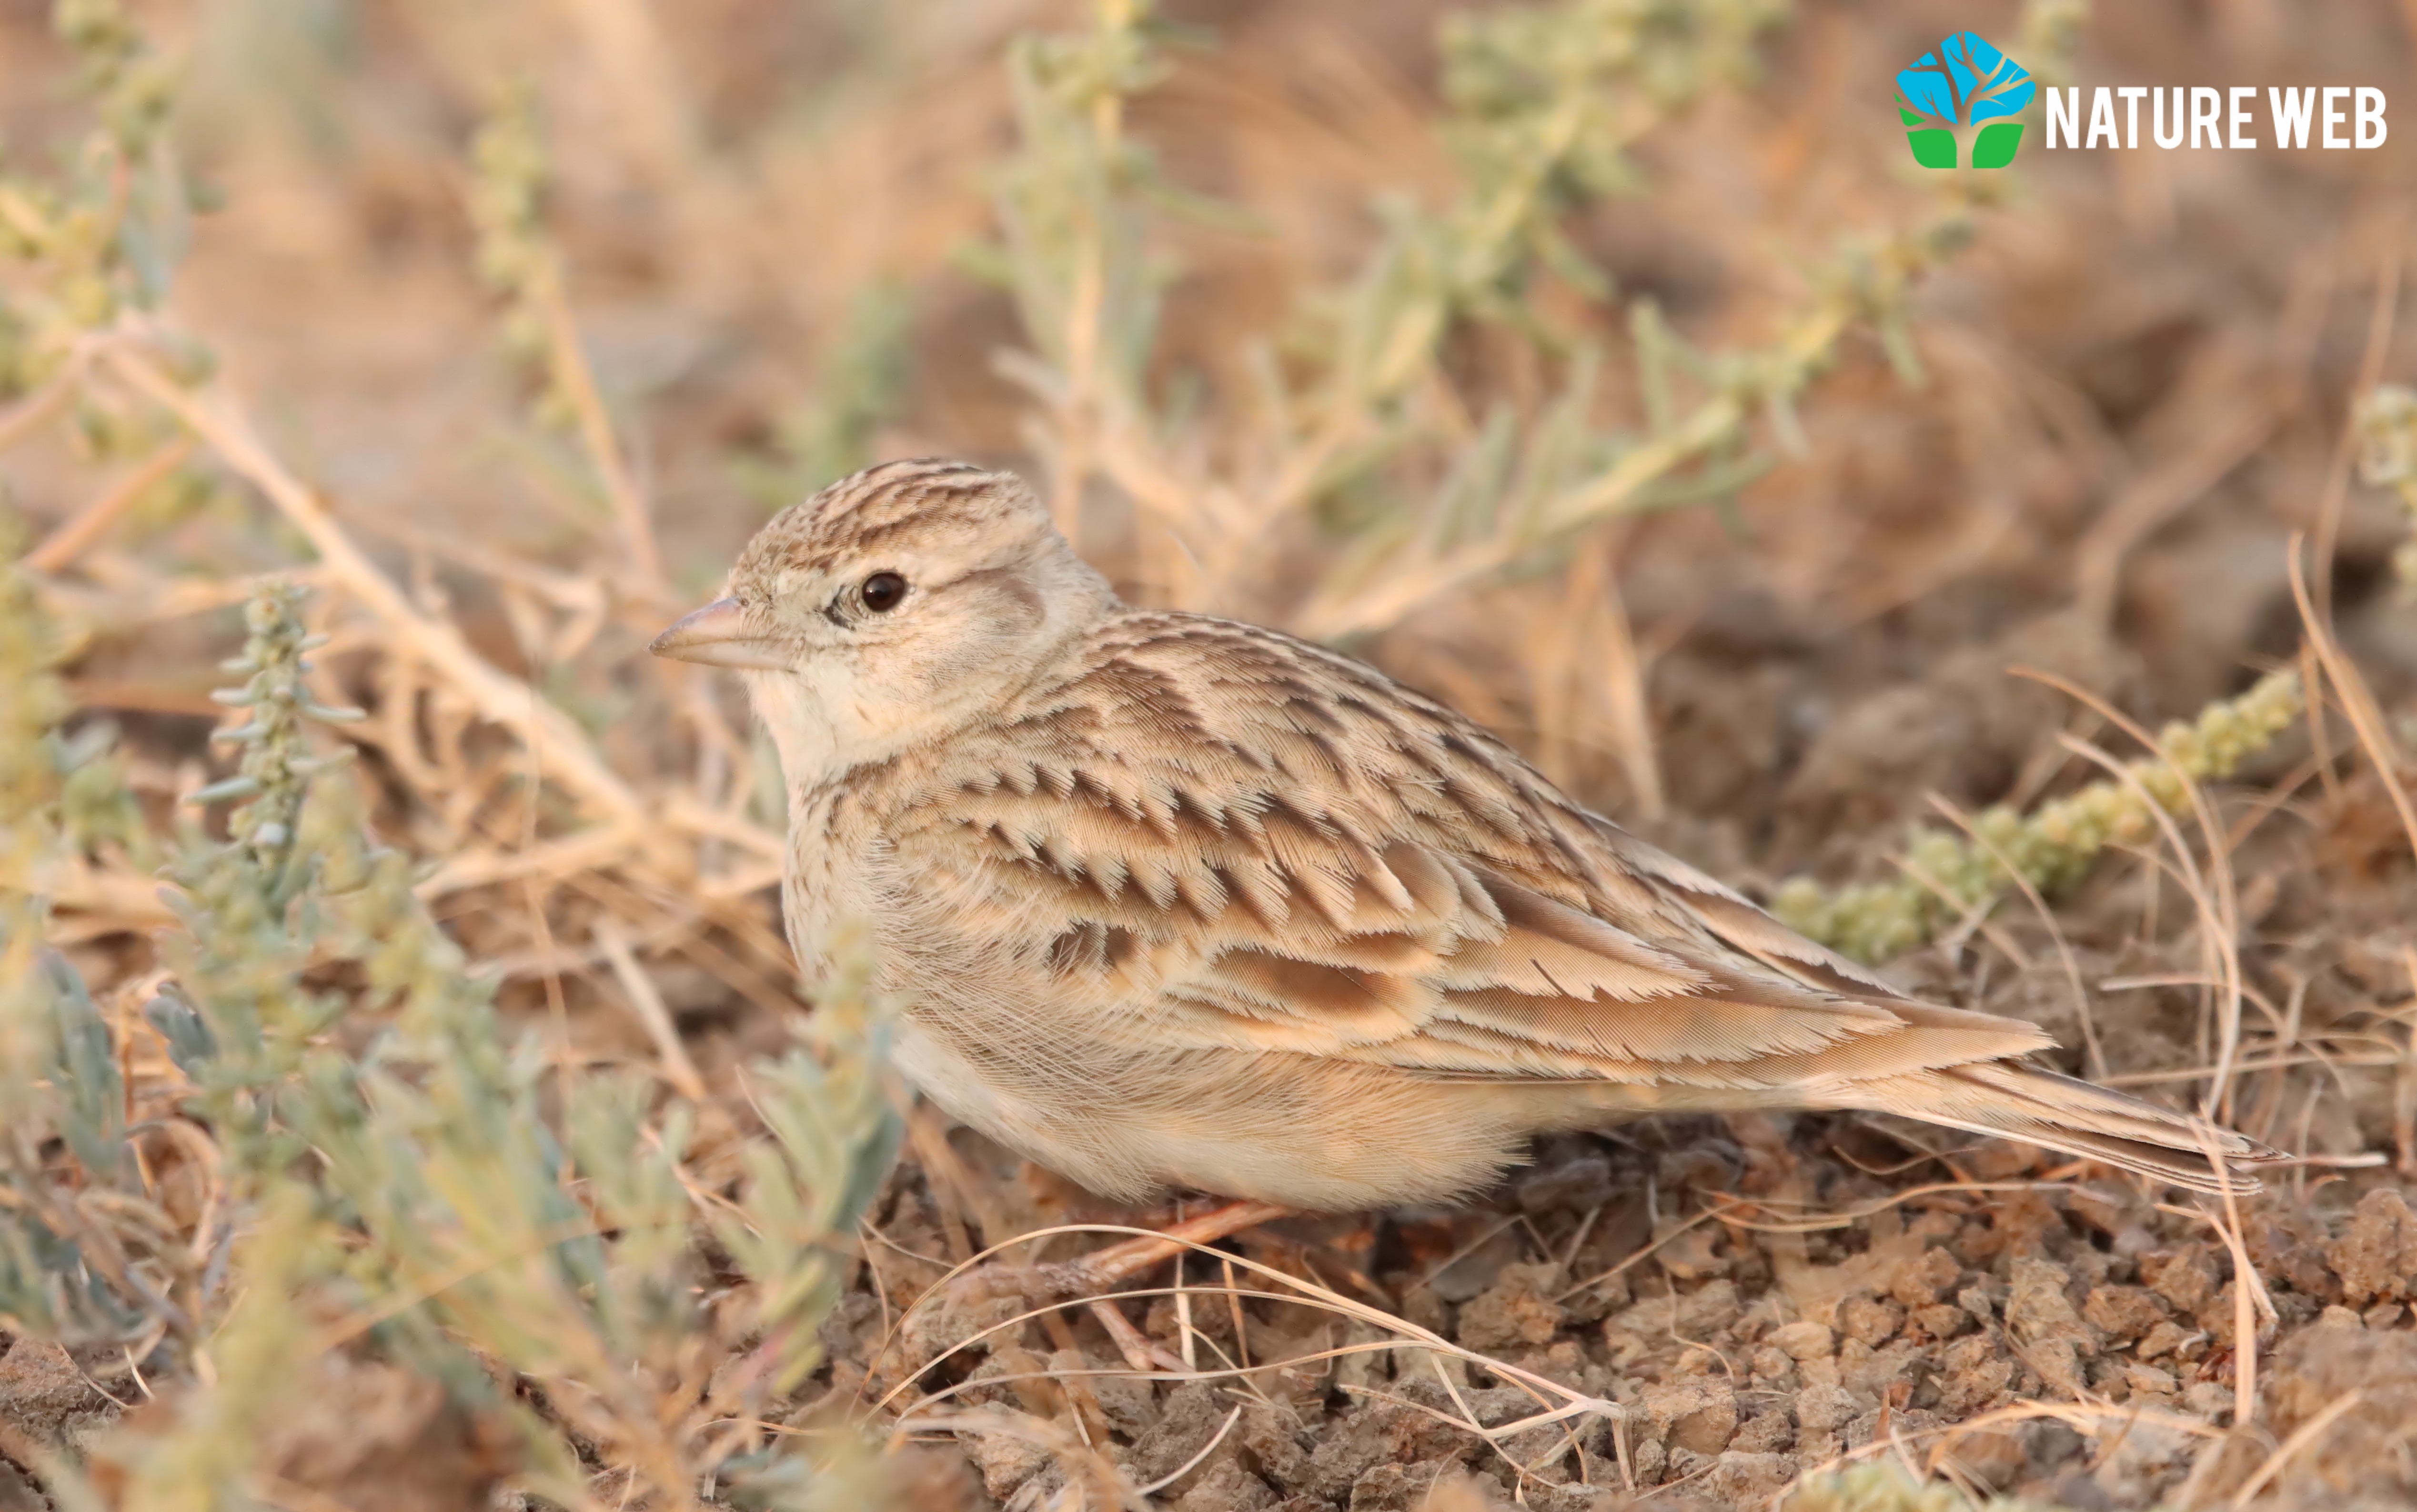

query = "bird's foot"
[[1033, 1198, 1289, 1298]]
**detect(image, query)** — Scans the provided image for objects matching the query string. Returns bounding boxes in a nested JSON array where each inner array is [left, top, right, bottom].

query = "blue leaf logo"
[[1896, 31, 2035, 170]]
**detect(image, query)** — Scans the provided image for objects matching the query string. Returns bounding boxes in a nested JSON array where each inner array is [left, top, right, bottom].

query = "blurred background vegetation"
[[3, 0, 2416, 1507]]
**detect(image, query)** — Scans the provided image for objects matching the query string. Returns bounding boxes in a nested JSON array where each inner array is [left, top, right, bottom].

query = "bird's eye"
[[860, 571, 908, 612]]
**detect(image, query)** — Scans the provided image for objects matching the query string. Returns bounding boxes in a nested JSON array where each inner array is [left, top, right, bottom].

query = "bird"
[[651, 458, 2282, 1236]]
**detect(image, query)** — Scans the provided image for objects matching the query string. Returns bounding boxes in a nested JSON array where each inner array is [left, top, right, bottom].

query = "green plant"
[[2355, 382, 2417, 593], [738, 282, 917, 509], [0, 0, 183, 378], [0, 517, 160, 1354], [974, 0, 2029, 646], [1787, 1460, 2076, 1512], [0, 575, 905, 1509], [1772, 669, 2305, 962]]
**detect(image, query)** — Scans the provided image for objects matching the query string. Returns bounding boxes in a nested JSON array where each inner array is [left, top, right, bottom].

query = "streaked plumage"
[[653, 459, 2282, 1206]]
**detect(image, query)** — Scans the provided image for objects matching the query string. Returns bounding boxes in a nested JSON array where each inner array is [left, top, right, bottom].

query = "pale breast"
[[779, 778, 885, 982]]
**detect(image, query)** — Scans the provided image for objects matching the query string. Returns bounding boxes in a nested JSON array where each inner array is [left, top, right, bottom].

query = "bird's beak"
[[648, 597, 792, 670]]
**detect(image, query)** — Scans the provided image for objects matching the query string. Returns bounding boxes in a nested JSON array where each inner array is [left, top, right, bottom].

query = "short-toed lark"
[[655, 458, 2279, 1209]]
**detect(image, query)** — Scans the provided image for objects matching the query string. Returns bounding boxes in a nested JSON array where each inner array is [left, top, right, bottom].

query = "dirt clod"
[[1642, 1378, 1738, 1457], [0, 1339, 114, 1455], [2081, 1284, 2169, 1343], [2329, 1189, 2417, 1305], [89, 1359, 508, 1512], [2006, 1258, 2100, 1360], [1126, 1382, 1237, 1499], [2267, 1322, 2417, 1503], [1768, 1320, 1834, 1361], [2141, 1244, 2222, 1314], [1706, 1450, 1799, 1503], [1455, 1262, 1566, 1351], [1836, 1296, 1902, 1347], [1177, 1457, 1277, 1512], [1931, 1332, 2016, 1418]]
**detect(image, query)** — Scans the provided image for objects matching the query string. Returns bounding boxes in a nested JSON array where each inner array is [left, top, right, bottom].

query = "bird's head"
[[650, 459, 1115, 781]]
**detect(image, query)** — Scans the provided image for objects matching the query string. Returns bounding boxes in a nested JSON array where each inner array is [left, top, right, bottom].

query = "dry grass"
[[4, 0, 2417, 1509]]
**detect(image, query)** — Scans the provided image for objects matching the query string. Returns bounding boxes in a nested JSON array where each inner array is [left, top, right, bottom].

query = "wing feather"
[[861, 608, 2283, 1196], [887, 617, 1993, 1091]]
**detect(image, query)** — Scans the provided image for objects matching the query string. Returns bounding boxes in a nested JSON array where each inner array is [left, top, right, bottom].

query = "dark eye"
[[860, 571, 907, 612]]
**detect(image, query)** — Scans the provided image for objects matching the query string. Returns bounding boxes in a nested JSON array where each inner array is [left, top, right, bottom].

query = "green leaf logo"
[[1897, 32, 2034, 170]]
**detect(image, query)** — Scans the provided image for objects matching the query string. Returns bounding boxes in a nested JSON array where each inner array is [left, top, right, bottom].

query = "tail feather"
[[1834, 1059, 2284, 1196]]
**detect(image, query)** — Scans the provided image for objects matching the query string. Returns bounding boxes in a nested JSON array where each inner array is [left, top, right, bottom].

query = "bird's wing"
[[880, 613, 2052, 1095]]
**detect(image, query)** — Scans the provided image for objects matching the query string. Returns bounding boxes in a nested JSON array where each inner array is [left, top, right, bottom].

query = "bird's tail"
[[1830, 1059, 2285, 1196]]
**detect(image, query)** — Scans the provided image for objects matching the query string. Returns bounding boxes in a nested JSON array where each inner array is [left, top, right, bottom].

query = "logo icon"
[[1897, 32, 2035, 169]]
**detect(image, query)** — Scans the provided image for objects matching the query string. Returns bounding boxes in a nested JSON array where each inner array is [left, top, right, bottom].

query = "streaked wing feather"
[[876, 608, 2286, 1194], [889, 616, 2015, 1090]]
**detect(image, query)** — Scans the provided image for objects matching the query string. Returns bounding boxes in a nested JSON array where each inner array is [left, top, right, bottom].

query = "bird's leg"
[[1037, 1199, 1289, 1298], [1088, 1298, 1190, 1373]]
